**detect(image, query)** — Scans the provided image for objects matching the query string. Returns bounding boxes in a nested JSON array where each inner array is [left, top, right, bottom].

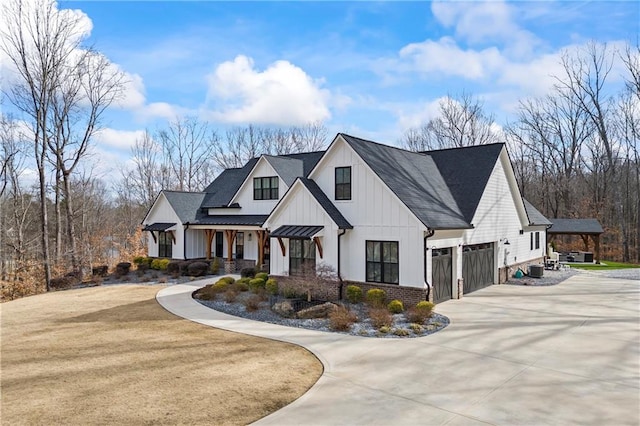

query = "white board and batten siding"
[[230, 157, 289, 215], [267, 182, 339, 276], [309, 137, 427, 288], [144, 193, 184, 259]]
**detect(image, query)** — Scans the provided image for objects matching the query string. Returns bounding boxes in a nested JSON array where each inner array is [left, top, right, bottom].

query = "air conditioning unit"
[[528, 264, 544, 278]]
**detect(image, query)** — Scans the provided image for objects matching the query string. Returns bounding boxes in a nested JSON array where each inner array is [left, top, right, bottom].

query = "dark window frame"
[[365, 240, 399, 284], [158, 231, 173, 258], [253, 176, 279, 200], [289, 238, 316, 275], [535, 232, 540, 250], [335, 166, 352, 200], [236, 232, 244, 259]]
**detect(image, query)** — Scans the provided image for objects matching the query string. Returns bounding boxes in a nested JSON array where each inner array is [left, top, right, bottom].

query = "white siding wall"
[[309, 138, 427, 288], [143, 194, 183, 259], [268, 184, 339, 276], [185, 228, 206, 259], [232, 158, 289, 214]]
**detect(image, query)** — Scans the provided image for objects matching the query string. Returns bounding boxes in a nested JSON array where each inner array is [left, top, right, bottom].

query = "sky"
[[2, 0, 639, 176]]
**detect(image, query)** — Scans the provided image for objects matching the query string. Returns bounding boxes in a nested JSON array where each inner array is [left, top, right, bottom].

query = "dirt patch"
[[1, 285, 322, 425]]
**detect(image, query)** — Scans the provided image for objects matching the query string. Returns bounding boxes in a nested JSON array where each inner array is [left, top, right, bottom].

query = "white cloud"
[[94, 128, 145, 151], [396, 98, 443, 131], [205, 55, 332, 126], [399, 36, 503, 80]]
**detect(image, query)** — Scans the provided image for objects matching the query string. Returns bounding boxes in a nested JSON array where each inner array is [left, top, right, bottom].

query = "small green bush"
[[231, 281, 250, 292], [345, 285, 363, 304], [387, 299, 404, 314], [406, 301, 435, 324], [328, 306, 357, 331], [133, 256, 146, 265], [249, 277, 266, 292], [365, 288, 386, 307], [212, 280, 229, 293], [167, 261, 181, 274], [255, 272, 269, 281], [368, 307, 393, 329], [409, 323, 424, 333], [265, 278, 278, 295], [378, 325, 391, 334], [187, 261, 209, 276], [151, 258, 170, 271], [393, 328, 410, 337], [219, 276, 236, 285], [210, 258, 221, 274]]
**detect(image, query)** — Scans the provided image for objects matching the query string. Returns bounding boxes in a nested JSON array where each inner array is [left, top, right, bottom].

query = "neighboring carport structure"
[[547, 218, 604, 263]]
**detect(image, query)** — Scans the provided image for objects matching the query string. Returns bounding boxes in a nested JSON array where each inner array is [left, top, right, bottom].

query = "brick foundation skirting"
[[271, 276, 428, 307], [499, 257, 544, 283]]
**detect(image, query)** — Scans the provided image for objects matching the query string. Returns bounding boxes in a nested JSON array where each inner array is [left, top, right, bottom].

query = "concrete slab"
[[156, 273, 640, 426]]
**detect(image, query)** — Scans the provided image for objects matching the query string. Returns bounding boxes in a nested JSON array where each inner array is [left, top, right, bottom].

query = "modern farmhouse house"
[[142, 133, 549, 303]]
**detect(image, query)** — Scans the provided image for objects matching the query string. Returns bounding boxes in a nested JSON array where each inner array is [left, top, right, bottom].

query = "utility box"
[[528, 264, 544, 278]]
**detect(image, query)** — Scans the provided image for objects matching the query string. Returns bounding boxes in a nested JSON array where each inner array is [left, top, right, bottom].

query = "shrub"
[[210, 258, 221, 274], [409, 323, 424, 333], [265, 278, 278, 295], [365, 288, 386, 307], [249, 277, 266, 292], [224, 289, 238, 303], [368, 307, 393, 329], [243, 294, 262, 312], [241, 267, 256, 278], [393, 328, 410, 336], [167, 261, 181, 274], [255, 272, 268, 281], [406, 301, 435, 324], [187, 261, 209, 277], [212, 280, 230, 293], [387, 299, 404, 314], [179, 261, 192, 275], [133, 256, 145, 265], [151, 258, 170, 271], [115, 262, 131, 276], [378, 325, 391, 334], [328, 306, 357, 331], [345, 285, 363, 304], [92, 265, 108, 277], [219, 276, 236, 285], [231, 281, 250, 292]]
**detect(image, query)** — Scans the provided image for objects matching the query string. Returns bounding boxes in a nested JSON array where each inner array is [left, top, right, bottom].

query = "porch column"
[[257, 230, 269, 268], [204, 229, 216, 260], [593, 235, 601, 264]]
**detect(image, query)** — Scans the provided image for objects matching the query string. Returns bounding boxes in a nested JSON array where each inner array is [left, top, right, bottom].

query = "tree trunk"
[[63, 171, 79, 272]]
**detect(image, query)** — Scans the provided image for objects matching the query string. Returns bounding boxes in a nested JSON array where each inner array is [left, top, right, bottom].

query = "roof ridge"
[[421, 142, 505, 154], [163, 190, 205, 194], [340, 133, 427, 156]]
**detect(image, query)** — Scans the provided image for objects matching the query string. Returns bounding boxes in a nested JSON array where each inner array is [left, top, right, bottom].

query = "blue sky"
[[6, 1, 640, 169]]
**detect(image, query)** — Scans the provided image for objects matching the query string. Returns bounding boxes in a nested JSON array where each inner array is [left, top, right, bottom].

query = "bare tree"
[[401, 92, 499, 151]]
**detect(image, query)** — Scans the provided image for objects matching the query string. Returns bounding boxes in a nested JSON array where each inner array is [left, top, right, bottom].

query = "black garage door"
[[432, 248, 452, 303], [462, 243, 494, 294]]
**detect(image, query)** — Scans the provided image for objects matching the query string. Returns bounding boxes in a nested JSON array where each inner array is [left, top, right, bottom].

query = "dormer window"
[[335, 166, 351, 200], [254, 177, 279, 200]]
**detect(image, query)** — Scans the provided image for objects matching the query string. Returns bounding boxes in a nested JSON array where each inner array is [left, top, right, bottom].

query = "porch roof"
[[190, 214, 268, 226], [270, 225, 324, 239], [143, 222, 176, 231]]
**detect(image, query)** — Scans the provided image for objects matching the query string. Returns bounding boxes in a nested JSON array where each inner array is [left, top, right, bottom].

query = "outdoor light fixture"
[[501, 238, 511, 245], [248, 233, 252, 241]]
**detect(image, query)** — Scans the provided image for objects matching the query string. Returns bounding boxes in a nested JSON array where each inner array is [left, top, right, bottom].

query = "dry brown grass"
[[1, 285, 322, 425]]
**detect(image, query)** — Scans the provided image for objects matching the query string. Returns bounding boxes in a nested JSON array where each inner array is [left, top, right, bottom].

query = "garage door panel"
[[462, 243, 494, 294], [432, 248, 452, 303]]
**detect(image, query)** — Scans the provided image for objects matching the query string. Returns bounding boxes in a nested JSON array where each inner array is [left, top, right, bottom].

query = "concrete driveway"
[[156, 273, 639, 425]]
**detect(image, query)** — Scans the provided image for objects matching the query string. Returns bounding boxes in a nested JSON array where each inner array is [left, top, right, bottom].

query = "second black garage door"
[[432, 247, 452, 303], [462, 243, 494, 294]]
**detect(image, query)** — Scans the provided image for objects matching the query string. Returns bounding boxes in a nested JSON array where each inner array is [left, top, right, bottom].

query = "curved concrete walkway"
[[156, 273, 640, 425]]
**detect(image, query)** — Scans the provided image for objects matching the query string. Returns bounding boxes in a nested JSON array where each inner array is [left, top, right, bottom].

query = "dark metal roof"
[[426, 143, 505, 224], [190, 215, 268, 226], [143, 222, 176, 231], [523, 199, 552, 226], [340, 134, 471, 230], [270, 225, 324, 239], [299, 178, 353, 229], [548, 218, 604, 235]]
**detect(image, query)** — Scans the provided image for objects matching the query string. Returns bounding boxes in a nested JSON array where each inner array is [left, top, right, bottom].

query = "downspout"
[[424, 228, 435, 301], [337, 228, 347, 299], [183, 223, 190, 260]]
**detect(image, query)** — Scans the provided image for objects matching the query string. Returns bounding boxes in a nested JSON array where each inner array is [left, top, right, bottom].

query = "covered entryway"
[[462, 243, 494, 294], [431, 248, 452, 303]]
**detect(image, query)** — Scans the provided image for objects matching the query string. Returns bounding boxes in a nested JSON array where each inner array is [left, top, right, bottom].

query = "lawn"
[[1, 285, 322, 425], [568, 260, 640, 270]]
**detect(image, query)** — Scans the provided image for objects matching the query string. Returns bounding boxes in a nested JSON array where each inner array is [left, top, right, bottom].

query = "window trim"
[[289, 238, 316, 275], [365, 240, 399, 285], [335, 166, 352, 201], [158, 231, 173, 258], [253, 176, 279, 200]]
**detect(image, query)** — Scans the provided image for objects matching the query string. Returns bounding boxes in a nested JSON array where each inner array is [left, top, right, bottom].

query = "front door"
[[215, 232, 223, 258]]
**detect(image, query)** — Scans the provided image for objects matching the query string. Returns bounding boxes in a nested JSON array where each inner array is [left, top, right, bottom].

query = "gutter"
[[183, 223, 190, 260], [337, 228, 347, 299], [423, 228, 435, 301]]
